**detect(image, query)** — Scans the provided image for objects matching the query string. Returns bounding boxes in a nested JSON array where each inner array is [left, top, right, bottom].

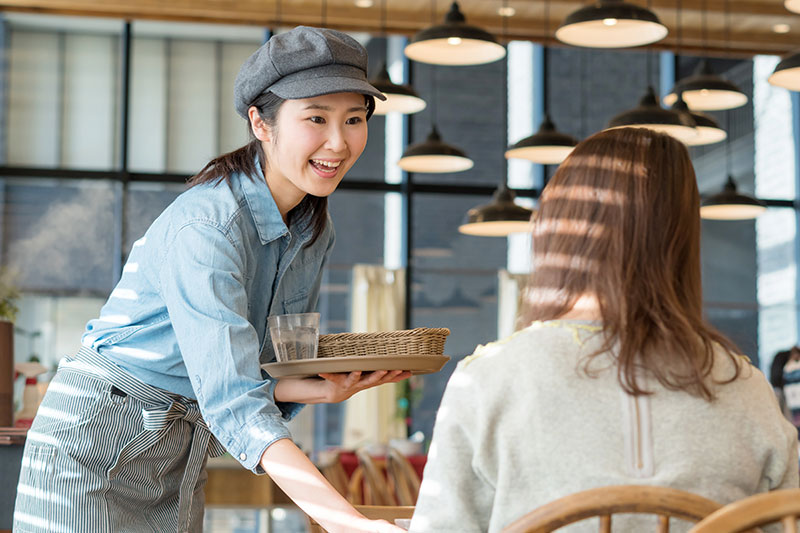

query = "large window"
[[1, 12, 797, 454]]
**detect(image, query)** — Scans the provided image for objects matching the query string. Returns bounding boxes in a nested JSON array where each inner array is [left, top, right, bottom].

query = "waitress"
[[14, 26, 409, 533]]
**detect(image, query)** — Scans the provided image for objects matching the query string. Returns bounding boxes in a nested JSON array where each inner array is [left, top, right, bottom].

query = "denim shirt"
[[82, 165, 334, 473]]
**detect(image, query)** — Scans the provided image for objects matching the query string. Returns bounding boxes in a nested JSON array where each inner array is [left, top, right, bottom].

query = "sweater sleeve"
[[409, 365, 495, 533]]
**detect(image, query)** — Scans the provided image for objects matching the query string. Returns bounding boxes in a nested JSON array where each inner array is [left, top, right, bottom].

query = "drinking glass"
[[268, 312, 320, 363]]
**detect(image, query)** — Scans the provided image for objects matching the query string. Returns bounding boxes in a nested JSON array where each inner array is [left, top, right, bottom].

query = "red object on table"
[[338, 450, 427, 481]]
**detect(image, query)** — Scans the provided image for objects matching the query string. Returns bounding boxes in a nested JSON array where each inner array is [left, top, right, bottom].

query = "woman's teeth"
[[310, 159, 341, 169]]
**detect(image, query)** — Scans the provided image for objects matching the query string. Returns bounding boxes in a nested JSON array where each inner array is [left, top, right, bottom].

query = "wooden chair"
[[688, 488, 800, 533], [307, 505, 415, 533], [502, 485, 722, 533], [317, 452, 350, 499], [346, 465, 366, 504], [386, 447, 421, 505], [355, 447, 396, 506]]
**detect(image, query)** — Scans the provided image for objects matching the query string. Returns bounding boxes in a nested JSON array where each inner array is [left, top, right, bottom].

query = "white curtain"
[[341, 265, 407, 449], [498, 269, 529, 339]]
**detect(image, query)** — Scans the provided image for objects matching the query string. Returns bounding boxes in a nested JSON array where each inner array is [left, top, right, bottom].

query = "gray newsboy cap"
[[234, 26, 385, 118]]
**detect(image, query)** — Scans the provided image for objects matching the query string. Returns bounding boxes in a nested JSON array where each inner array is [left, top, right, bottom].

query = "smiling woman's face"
[[259, 92, 369, 214]]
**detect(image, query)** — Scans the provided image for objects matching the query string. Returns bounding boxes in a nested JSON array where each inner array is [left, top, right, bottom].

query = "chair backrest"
[[355, 448, 396, 506], [502, 485, 722, 533], [386, 447, 421, 506], [346, 465, 365, 505], [317, 452, 350, 498], [688, 488, 800, 533]]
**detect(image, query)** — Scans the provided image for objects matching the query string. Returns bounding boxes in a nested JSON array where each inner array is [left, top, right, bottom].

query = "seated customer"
[[409, 127, 799, 533]]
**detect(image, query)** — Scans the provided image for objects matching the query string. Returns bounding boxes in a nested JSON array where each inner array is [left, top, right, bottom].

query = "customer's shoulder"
[[456, 320, 603, 373]]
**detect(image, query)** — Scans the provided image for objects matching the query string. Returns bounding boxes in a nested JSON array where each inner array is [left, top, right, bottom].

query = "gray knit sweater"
[[409, 320, 799, 532]]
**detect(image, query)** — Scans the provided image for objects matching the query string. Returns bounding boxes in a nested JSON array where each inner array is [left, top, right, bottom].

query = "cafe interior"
[[0, 0, 799, 531]]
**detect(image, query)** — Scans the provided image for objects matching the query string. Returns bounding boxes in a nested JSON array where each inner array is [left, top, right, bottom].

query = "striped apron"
[[13, 347, 226, 532]]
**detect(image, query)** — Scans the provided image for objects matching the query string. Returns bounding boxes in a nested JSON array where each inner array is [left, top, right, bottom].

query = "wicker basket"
[[317, 328, 450, 358]]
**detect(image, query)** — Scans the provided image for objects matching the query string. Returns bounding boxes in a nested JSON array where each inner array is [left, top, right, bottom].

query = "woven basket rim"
[[319, 327, 450, 343], [317, 327, 450, 358]]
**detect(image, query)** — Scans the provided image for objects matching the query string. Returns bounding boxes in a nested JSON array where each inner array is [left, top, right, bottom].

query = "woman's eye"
[[346, 116, 364, 125], [309, 116, 325, 124]]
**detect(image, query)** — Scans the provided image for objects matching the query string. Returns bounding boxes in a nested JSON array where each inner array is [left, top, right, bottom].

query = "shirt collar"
[[239, 157, 316, 246]]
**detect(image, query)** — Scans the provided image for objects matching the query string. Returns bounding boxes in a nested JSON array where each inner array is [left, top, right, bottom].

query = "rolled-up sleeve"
[[159, 221, 289, 473]]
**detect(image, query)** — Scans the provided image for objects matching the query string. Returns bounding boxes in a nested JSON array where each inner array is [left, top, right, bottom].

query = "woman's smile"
[[309, 158, 344, 178]]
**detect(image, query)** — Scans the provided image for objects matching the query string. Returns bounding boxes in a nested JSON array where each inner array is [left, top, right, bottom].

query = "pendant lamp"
[[684, 110, 727, 146], [555, 0, 667, 49], [506, 114, 578, 164], [666, 0, 725, 147], [663, 60, 748, 111], [459, 183, 533, 236], [370, 63, 427, 115], [700, 176, 766, 220], [607, 86, 698, 144], [459, 5, 533, 238], [506, 15, 578, 166], [769, 51, 800, 91], [786, 0, 800, 14], [370, 0, 426, 115], [670, 92, 725, 146], [398, 125, 473, 173], [404, 1, 506, 66]]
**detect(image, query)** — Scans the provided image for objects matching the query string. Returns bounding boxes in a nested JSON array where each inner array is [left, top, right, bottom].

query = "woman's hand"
[[368, 519, 407, 533], [274, 370, 411, 404]]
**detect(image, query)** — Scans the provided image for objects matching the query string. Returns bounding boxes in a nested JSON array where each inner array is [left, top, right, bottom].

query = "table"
[[205, 455, 292, 507]]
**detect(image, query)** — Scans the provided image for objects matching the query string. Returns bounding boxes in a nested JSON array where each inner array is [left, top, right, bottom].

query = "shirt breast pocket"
[[282, 290, 310, 315]]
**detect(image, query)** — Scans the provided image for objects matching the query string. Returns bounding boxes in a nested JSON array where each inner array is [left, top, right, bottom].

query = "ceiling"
[[0, 0, 796, 57]]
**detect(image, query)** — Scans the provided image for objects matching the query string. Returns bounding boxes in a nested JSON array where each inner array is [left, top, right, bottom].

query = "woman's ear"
[[248, 106, 271, 142]]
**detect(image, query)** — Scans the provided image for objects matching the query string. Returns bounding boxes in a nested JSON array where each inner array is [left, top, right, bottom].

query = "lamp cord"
[[701, 0, 708, 51], [646, 0, 654, 89], [543, 0, 550, 116], [502, 0, 509, 186], [675, 0, 681, 57], [430, 65, 437, 128], [580, 49, 587, 139], [428, 0, 437, 129], [724, 0, 731, 52], [725, 110, 732, 178]]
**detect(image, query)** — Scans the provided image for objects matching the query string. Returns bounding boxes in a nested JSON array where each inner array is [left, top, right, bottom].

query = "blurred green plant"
[[0, 269, 20, 322]]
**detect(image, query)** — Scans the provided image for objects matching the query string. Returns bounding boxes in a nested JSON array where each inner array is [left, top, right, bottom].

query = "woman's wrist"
[[273, 377, 327, 404]]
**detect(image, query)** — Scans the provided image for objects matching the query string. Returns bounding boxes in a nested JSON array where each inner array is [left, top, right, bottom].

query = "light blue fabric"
[[82, 163, 334, 472]]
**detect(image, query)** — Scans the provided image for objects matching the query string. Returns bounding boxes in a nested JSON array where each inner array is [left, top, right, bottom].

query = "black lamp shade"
[[555, 0, 668, 48], [685, 110, 727, 146], [769, 51, 800, 91], [663, 60, 748, 111], [505, 115, 579, 164], [607, 86, 698, 144], [398, 125, 474, 173], [404, 2, 506, 66], [458, 185, 534, 236], [700, 176, 766, 220], [370, 63, 427, 115]]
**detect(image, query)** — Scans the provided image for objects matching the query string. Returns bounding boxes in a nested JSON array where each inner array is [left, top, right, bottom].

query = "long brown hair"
[[521, 127, 741, 400], [188, 91, 375, 246]]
